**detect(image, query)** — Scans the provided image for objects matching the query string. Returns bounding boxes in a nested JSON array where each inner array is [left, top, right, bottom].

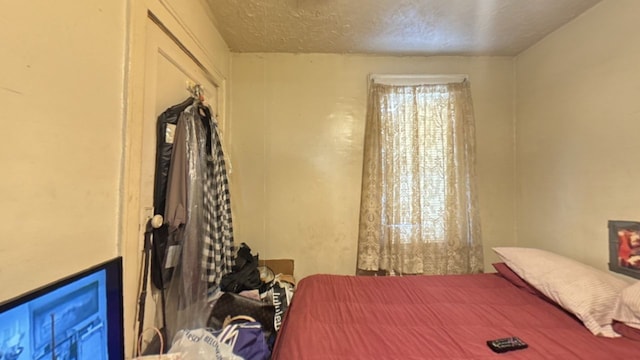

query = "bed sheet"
[[272, 273, 639, 359]]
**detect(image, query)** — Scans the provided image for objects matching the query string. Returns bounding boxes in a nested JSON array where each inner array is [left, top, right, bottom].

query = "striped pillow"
[[613, 281, 640, 330], [493, 247, 631, 337]]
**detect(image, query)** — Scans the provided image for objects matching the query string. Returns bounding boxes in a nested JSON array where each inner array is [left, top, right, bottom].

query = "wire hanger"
[[186, 81, 205, 102], [186, 81, 213, 122]]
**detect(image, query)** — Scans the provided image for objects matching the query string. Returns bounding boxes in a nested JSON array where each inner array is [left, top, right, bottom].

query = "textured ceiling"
[[206, 0, 602, 56]]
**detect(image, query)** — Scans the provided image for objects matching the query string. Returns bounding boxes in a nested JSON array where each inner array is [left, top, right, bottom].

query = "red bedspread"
[[272, 274, 639, 359]]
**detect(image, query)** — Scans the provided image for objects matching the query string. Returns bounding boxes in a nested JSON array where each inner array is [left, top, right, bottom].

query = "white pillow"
[[613, 281, 640, 329], [493, 247, 631, 337]]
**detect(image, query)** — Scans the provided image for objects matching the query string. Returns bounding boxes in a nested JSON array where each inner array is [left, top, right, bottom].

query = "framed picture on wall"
[[608, 220, 640, 279]]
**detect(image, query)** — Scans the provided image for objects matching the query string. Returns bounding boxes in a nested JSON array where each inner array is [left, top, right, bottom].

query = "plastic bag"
[[169, 328, 241, 360], [261, 275, 295, 331], [135, 354, 183, 360], [134, 327, 183, 360]]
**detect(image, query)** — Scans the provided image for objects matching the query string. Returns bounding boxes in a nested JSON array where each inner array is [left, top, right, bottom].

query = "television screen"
[[0, 257, 124, 360]]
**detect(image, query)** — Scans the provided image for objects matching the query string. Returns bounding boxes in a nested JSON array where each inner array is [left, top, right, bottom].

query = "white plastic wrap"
[[169, 328, 241, 360], [161, 104, 213, 342]]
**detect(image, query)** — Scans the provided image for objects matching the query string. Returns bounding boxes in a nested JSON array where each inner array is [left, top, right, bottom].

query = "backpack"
[[219, 243, 262, 293]]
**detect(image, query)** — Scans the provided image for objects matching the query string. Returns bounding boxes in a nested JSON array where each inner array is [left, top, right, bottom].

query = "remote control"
[[486, 337, 528, 353]]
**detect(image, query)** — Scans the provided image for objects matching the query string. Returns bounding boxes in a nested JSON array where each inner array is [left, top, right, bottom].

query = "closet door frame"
[[120, 0, 227, 356]]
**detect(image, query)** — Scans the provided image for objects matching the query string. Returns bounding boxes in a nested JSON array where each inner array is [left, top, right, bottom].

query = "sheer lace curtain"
[[357, 80, 483, 275]]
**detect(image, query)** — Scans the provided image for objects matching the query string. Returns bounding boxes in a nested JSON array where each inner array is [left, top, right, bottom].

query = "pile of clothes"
[[140, 243, 295, 359], [205, 243, 295, 358]]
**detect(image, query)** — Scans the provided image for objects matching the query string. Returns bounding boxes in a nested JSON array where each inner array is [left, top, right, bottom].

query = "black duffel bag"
[[219, 243, 262, 293]]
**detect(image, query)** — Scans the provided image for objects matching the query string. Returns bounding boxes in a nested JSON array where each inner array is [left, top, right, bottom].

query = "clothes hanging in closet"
[[151, 97, 193, 290], [156, 98, 235, 340], [164, 101, 235, 291], [200, 106, 235, 289]]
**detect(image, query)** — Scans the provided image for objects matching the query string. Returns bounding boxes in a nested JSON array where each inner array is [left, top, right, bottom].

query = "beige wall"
[[515, 0, 640, 268], [229, 54, 516, 279], [1, 0, 231, 354], [0, 0, 126, 300]]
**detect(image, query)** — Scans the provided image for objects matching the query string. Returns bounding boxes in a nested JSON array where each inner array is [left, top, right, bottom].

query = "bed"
[[271, 248, 640, 359]]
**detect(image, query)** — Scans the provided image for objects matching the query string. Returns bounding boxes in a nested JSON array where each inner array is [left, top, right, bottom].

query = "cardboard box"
[[259, 259, 294, 276]]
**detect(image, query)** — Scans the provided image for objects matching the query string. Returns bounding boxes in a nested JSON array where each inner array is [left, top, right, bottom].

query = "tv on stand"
[[0, 257, 125, 360]]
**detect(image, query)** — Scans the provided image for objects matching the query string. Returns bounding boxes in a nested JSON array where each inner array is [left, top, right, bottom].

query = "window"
[[382, 90, 450, 243], [357, 77, 483, 275]]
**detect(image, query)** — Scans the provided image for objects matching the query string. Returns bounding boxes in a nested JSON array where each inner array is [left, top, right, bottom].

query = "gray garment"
[[163, 104, 208, 341], [161, 103, 235, 341]]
